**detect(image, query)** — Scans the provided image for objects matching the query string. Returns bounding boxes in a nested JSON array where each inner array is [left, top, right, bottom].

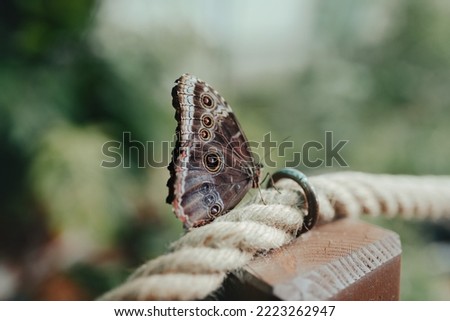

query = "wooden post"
[[217, 218, 402, 300]]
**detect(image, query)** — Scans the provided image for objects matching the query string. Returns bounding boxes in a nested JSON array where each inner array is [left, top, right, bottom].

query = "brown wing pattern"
[[167, 74, 260, 228]]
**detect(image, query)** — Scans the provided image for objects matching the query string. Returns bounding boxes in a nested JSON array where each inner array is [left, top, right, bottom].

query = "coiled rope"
[[99, 171, 450, 300]]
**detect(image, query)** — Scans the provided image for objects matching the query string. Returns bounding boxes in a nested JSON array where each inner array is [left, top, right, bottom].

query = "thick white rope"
[[99, 171, 450, 300]]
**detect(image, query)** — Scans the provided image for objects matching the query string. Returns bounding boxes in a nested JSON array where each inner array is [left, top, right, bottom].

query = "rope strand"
[[99, 171, 450, 300]]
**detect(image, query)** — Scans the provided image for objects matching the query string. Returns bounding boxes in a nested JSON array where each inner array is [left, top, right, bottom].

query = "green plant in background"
[[0, 0, 178, 299]]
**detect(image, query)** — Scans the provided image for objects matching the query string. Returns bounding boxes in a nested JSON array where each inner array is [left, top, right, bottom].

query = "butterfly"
[[166, 74, 261, 228]]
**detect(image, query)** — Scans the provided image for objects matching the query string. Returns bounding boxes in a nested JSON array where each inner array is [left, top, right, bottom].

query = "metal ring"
[[267, 168, 319, 235]]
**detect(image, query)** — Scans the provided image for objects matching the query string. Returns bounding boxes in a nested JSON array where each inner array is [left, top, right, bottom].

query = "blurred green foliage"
[[0, 0, 448, 300], [0, 0, 179, 299]]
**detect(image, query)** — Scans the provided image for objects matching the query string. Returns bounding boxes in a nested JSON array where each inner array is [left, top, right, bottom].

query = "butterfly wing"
[[167, 74, 260, 228]]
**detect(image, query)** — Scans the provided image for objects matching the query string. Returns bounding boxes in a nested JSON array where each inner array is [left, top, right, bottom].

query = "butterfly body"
[[167, 74, 260, 228]]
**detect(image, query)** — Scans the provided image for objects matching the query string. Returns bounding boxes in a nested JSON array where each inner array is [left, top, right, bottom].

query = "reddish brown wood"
[[218, 218, 402, 300]]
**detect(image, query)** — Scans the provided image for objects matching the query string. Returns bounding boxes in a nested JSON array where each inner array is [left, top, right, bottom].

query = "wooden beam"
[[217, 218, 402, 300]]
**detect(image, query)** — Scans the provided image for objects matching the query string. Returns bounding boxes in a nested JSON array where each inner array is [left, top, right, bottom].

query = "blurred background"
[[1, 0, 449, 300]]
